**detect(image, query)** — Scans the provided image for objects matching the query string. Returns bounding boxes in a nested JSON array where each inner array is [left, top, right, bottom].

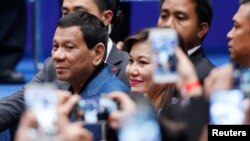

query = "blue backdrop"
[[127, 0, 238, 54], [0, 1, 241, 141], [24, 0, 239, 61]]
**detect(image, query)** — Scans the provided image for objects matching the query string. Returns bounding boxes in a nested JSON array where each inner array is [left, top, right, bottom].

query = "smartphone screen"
[[24, 83, 58, 135], [118, 110, 161, 141], [234, 68, 250, 96], [77, 97, 118, 123], [209, 90, 245, 125], [149, 28, 178, 83]]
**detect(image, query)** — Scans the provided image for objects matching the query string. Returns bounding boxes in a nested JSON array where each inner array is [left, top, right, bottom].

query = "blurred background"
[[0, 0, 239, 140], [0, 0, 238, 98]]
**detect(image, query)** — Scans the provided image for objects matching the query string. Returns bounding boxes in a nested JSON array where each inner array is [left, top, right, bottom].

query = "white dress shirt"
[[105, 38, 113, 63], [187, 45, 201, 56]]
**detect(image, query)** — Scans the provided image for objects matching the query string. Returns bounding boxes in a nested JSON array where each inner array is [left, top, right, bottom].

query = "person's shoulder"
[[93, 65, 129, 92], [42, 57, 54, 70], [102, 71, 129, 92], [30, 57, 59, 83], [189, 48, 215, 82], [104, 75, 129, 92], [190, 47, 215, 69], [113, 44, 129, 56]]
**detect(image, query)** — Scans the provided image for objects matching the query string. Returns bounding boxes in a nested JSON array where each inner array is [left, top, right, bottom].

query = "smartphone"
[[77, 97, 119, 141], [77, 98, 99, 123], [149, 28, 178, 83], [24, 83, 58, 136], [118, 105, 161, 141], [234, 68, 250, 96], [209, 90, 245, 125], [76, 97, 118, 123]]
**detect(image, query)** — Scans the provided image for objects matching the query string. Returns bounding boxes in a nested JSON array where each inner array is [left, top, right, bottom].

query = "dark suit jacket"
[[0, 0, 26, 70], [106, 44, 129, 86], [0, 58, 64, 131], [189, 47, 215, 83]]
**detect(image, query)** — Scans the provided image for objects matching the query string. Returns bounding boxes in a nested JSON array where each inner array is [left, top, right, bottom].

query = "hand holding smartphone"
[[24, 83, 58, 136], [76, 97, 118, 124], [149, 28, 179, 83]]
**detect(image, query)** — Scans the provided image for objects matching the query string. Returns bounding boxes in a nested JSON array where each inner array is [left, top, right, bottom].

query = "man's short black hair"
[[56, 12, 108, 51], [195, 0, 213, 28], [94, 0, 121, 25], [240, 0, 250, 4], [94, 0, 119, 14]]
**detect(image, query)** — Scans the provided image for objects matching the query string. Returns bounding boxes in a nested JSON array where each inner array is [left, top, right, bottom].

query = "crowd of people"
[[1, 0, 250, 141]]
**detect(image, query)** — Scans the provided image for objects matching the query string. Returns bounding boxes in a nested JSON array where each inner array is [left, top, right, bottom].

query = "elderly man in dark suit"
[[158, 0, 215, 82]]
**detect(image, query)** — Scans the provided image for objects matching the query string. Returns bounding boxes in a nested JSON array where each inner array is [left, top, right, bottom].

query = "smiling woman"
[[123, 27, 186, 111]]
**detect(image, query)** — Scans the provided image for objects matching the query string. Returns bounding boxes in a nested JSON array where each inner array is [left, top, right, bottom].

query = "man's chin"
[[231, 56, 242, 65], [56, 74, 68, 81], [229, 53, 235, 60]]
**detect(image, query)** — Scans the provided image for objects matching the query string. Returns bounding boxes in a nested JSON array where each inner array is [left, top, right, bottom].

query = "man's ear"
[[92, 43, 105, 66], [102, 10, 113, 26], [197, 22, 209, 39]]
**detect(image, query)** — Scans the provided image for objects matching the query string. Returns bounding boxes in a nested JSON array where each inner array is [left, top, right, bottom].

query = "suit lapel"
[[106, 44, 122, 75], [189, 47, 205, 62]]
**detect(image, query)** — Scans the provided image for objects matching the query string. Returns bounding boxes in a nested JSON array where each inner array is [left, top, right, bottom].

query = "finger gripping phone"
[[76, 97, 118, 123], [149, 28, 178, 83]]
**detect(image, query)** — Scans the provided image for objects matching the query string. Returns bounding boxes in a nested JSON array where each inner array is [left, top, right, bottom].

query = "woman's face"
[[126, 41, 159, 95]]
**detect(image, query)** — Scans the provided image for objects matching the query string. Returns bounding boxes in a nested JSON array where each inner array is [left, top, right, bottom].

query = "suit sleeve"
[[117, 51, 130, 86], [0, 58, 53, 131]]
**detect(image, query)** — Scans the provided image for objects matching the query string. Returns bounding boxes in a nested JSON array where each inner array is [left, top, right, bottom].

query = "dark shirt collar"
[[69, 63, 105, 94]]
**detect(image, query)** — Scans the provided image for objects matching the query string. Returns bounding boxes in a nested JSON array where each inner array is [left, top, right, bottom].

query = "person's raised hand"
[[204, 64, 233, 97], [15, 111, 38, 141], [105, 91, 136, 129], [175, 47, 202, 98], [57, 92, 93, 141]]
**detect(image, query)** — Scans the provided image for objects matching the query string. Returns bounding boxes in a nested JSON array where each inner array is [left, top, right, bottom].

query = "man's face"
[[227, 4, 250, 66], [157, 0, 201, 50], [52, 26, 95, 84], [62, 0, 103, 22]]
